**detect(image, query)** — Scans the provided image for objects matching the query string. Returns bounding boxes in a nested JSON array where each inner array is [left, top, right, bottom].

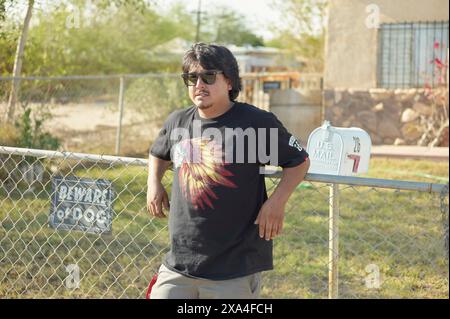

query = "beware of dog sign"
[[49, 176, 115, 235]]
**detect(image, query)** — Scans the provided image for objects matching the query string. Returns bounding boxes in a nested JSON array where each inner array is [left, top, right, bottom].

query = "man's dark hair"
[[182, 43, 242, 101]]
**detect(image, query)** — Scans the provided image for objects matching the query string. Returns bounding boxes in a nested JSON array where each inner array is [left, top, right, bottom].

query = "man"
[[147, 43, 310, 299]]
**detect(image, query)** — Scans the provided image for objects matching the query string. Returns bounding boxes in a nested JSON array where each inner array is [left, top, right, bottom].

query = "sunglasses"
[[181, 70, 223, 86]]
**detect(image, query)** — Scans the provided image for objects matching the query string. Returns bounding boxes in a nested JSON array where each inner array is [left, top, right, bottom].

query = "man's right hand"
[[147, 181, 170, 218]]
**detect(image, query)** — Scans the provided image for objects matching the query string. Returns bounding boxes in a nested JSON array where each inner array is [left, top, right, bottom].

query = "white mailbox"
[[306, 121, 372, 176]]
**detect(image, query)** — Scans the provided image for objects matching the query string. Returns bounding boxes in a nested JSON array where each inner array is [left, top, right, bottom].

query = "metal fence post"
[[329, 183, 340, 299], [115, 76, 125, 156]]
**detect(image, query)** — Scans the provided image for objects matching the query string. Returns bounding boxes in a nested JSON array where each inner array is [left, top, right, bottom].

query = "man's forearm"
[[148, 155, 172, 184], [270, 158, 310, 204]]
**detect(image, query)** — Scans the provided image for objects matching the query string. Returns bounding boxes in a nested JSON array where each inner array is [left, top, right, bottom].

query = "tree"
[[199, 7, 265, 46], [214, 10, 264, 46], [5, 0, 34, 124], [0, 0, 7, 21], [2, 0, 165, 123], [0, 14, 19, 76], [268, 0, 327, 72], [11, 0, 194, 76]]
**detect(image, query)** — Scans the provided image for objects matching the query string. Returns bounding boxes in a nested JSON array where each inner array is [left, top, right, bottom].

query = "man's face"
[[186, 64, 232, 110]]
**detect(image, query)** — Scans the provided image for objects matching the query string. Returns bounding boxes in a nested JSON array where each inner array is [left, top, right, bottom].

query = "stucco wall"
[[324, 0, 449, 89]]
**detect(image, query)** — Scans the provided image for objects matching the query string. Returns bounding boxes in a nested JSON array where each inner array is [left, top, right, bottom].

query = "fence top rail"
[[0, 146, 448, 194], [0, 146, 148, 166], [305, 173, 448, 194]]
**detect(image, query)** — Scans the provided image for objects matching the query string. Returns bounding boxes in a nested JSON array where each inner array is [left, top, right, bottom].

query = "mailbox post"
[[307, 121, 372, 299], [329, 182, 339, 299]]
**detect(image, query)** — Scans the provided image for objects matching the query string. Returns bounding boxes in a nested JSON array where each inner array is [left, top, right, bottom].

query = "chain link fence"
[[0, 146, 448, 298]]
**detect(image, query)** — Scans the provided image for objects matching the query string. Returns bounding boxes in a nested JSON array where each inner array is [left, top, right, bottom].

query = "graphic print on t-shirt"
[[172, 137, 237, 210]]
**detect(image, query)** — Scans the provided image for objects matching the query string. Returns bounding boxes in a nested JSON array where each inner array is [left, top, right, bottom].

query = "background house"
[[324, 0, 449, 89], [323, 0, 449, 146]]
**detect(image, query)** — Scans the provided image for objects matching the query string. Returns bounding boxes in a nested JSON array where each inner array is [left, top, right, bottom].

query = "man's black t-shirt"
[[150, 102, 309, 280]]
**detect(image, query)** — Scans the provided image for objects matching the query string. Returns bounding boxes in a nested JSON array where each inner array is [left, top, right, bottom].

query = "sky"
[[155, 0, 284, 41]]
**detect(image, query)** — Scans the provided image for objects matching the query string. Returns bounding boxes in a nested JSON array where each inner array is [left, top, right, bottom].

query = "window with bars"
[[377, 21, 449, 88]]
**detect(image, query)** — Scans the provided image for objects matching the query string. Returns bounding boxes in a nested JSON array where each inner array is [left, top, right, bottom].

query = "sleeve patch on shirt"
[[288, 135, 303, 152]]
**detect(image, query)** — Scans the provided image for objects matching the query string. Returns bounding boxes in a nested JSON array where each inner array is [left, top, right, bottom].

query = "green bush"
[[14, 106, 60, 150], [125, 76, 191, 124], [0, 105, 61, 186]]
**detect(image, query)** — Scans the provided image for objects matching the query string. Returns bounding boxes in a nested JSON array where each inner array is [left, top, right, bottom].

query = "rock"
[[348, 88, 360, 95], [412, 102, 432, 116], [342, 115, 356, 127], [373, 102, 384, 112], [439, 127, 449, 147], [401, 99, 413, 109], [382, 100, 402, 121], [378, 117, 401, 139], [334, 91, 343, 104], [350, 95, 370, 109], [357, 110, 377, 131], [395, 89, 416, 102], [394, 138, 406, 145], [336, 97, 351, 109], [323, 90, 334, 101], [324, 97, 335, 108], [369, 88, 393, 100], [325, 109, 334, 119], [370, 134, 383, 145], [394, 100, 405, 109], [401, 108, 419, 123], [394, 88, 407, 96], [401, 122, 424, 142], [416, 88, 426, 94], [331, 106, 344, 117], [351, 91, 370, 100]]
